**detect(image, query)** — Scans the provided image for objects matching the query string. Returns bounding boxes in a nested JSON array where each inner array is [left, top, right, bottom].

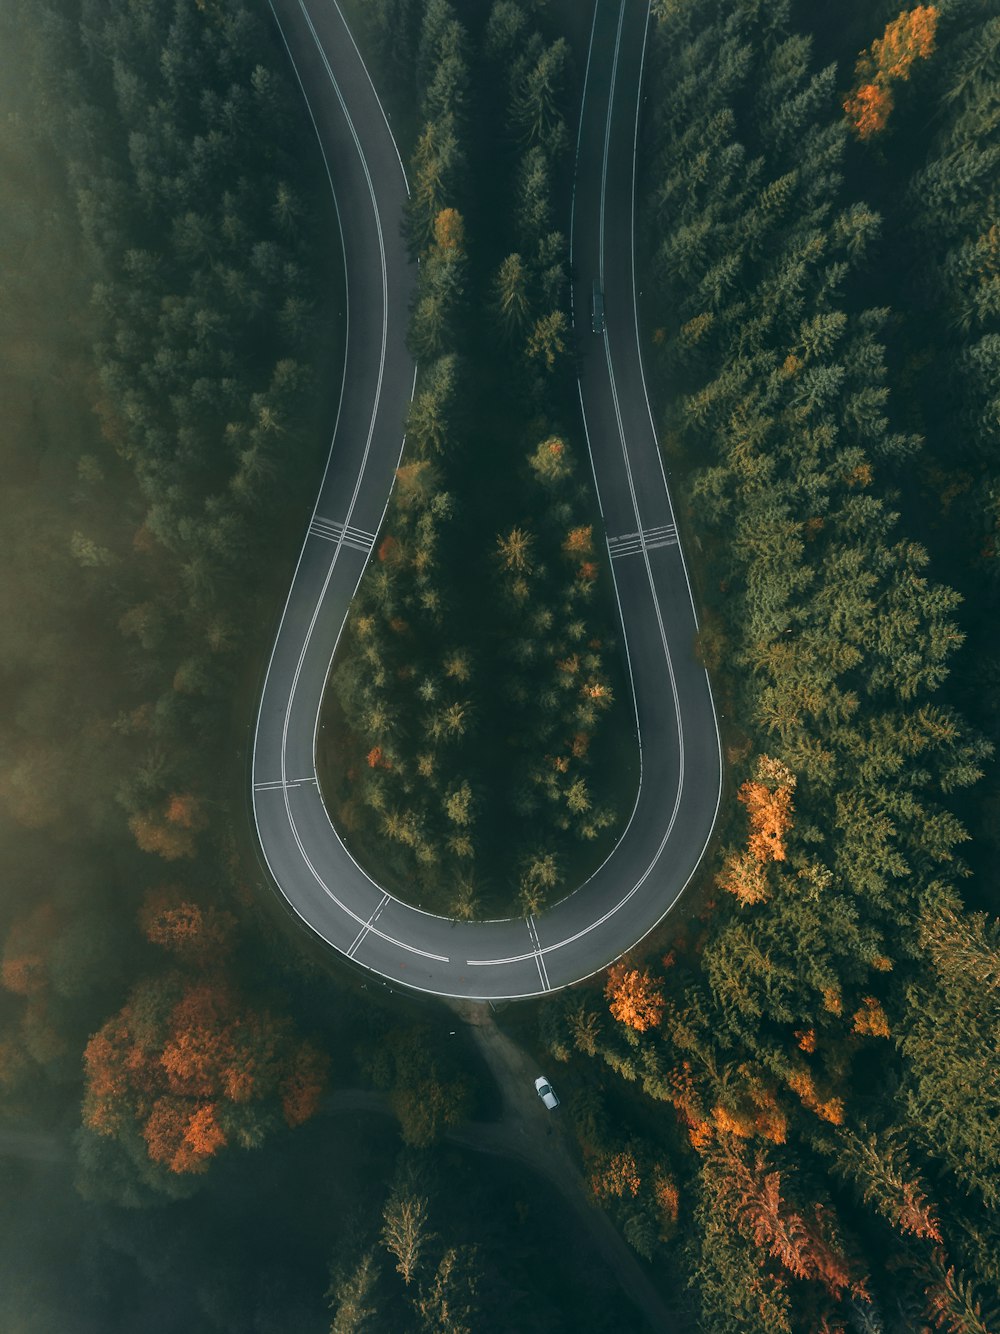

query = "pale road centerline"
[[248, 0, 722, 999]]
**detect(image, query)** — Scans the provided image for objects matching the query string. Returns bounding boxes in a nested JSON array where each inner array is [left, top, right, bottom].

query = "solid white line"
[[276, 0, 391, 845], [330, 0, 410, 188], [568, 0, 602, 326], [252, 5, 442, 968], [250, 0, 721, 999], [598, 0, 686, 847]]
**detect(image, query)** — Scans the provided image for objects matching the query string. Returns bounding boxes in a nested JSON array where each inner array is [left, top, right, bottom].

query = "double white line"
[[527, 915, 552, 991], [310, 515, 376, 553]]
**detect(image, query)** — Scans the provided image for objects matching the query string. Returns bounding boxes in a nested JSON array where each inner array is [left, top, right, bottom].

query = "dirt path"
[[445, 1001, 679, 1334], [3, 1014, 679, 1330]]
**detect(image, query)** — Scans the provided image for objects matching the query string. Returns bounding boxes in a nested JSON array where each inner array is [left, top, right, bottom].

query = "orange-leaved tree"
[[138, 887, 236, 963], [845, 6, 939, 139], [605, 961, 665, 1032], [718, 754, 796, 904], [703, 1137, 869, 1301], [128, 792, 208, 861], [83, 971, 327, 1180]]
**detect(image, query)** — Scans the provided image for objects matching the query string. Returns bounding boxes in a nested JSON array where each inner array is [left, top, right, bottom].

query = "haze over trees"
[[2, 0, 999, 1330], [0, 1, 639, 1328]]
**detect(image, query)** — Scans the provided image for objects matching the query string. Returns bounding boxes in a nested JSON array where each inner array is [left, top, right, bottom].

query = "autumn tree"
[[605, 961, 665, 1032], [845, 6, 939, 139], [128, 792, 207, 861], [82, 971, 327, 1189], [382, 1173, 432, 1286], [138, 886, 236, 962], [328, 1250, 381, 1334]]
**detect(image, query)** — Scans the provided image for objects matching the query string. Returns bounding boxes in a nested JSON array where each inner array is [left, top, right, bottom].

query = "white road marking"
[[348, 892, 390, 958], [310, 516, 376, 553], [254, 5, 447, 969], [527, 915, 552, 991], [248, 0, 722, 1000], [254, 777, 317, 791], [608, 523, 678, 559]]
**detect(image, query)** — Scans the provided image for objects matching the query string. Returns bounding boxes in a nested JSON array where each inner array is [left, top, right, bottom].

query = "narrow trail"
[[447, 1002, 680, 1334], [324, 1007, 680, 1332], [2, 1027, 679, 1328]]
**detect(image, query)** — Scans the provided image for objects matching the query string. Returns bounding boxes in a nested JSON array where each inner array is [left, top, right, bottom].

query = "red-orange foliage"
[[923, 1250, 994, 1333], [129, 793, 206, 861], [563, 525, 593, 555], [845, 6, 938, 138], [139, 888, 235, 962], [577, 561, 599, 583], [166, 793, 206, 830], [378, 534, 399, 563], [822, 985, 844, 1016], [654, 1168, 680, 1224], [844, 83, 894, 139], [719, 757, 796, 905], [605, 962, 665, 1032], [280, 1040, 329, 1127], [83, 972, 327, 1175], [898, 1187, 944, 1245], [739, 757, 795, 862], [754, 1102, 789, 1146], [709, 1140, 868, 1299], [143, 1096, 227, 1174], [872, 5, 938, 78], [796, 1028, 817, 1053], [712, 1104, 755, 1138], [689, 1119, 714, 1151], [129, 813, 196, 860], [852, 996, 891, 1038], [788, 1070, 845, 1125]]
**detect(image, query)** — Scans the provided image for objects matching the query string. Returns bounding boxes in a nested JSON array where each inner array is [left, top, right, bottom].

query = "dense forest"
[[0, 0, 627, 1329], [537, 1, 1000, 1331], [2, 0, 999, 1331], [320, 0, 634, 918]]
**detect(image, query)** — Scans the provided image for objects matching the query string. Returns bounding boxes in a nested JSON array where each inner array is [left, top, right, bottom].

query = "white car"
[[534, 1076, 560, 1110]]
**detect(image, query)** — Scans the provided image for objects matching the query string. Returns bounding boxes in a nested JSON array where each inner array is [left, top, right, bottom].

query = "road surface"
[[252, 0, 722, 999]]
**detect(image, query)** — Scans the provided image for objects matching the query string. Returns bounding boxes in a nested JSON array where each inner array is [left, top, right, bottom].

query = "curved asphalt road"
[[253, 0, 722, 1000]]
